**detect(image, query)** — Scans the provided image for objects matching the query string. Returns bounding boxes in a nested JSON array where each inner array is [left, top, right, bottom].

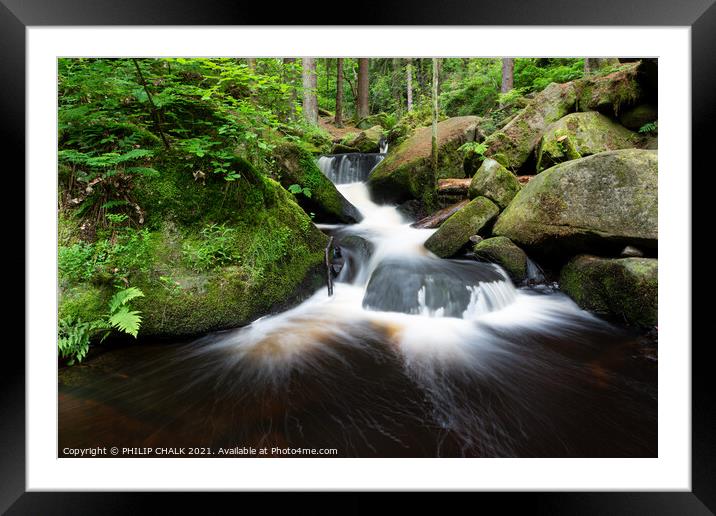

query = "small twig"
[[325, 236, 334, 297]]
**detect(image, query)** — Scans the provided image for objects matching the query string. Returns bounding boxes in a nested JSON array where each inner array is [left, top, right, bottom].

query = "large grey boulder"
[[468, 158, 521, 209], [493, 149, 657, 256]]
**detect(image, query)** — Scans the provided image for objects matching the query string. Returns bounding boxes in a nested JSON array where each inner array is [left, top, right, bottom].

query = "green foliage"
[[458, 141, 488, 157], [58, 287, 145, 365], [182, 223, 240, 271], [288, 184, 313, 198], [638, 121, 658, 135]]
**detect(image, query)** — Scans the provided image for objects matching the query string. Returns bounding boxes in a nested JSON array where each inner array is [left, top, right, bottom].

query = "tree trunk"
[[283, 58, 297, 121], [406, 58, 413, 112], [501, 58, 514, 94], [357, 58, 370, 120], [335, 58, 344, 128], [302, 57, 318, 125], [431, 58, 440, 185], [584, 57, 620, 75], [247, 58, 256, 71], [500, 58, 514, 107]]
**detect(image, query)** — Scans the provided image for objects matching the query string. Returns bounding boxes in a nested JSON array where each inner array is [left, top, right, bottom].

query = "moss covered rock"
[[493, 149, 657, 257], [60, 159, 330, 339], [331, 143, 360, 154], [536, 111, 638, 172], [424, 196, 499, 258], [482, 82, 578, 171], [560, 255, 657, 326], [467, 158, 521, 209], [473, 236, 528, 282], [575, 62, 642, 116], [367, 116, 480, 205], [342, 125, 384, 153], [272, 142, 361, 223], [357, 112, 390, 130]]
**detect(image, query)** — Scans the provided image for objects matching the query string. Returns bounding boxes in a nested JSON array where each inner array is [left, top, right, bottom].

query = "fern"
[[58, 286, 145, 365], [108, 307, 143, 337], [108, 286, 145, 313]]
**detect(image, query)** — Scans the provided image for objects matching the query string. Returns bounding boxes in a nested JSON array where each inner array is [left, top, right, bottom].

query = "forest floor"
[[318, 116, 361, 141]]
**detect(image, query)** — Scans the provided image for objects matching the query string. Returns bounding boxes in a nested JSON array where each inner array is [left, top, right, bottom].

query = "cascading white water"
[[60, 152, 657, 458]]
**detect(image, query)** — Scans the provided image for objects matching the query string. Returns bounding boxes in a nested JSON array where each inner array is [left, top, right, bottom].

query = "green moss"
[[58, 283, 112, 322], [473, 236, 528, 282], [468, 158, 521, 209], [536, 112, 637, 172], [560, 255, 657, 326], [424, 196, 499, 258], [273, 142, 359, 223]]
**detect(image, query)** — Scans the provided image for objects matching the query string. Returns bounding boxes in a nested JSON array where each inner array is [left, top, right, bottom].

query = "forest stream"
[[59, 154, 657, 458]]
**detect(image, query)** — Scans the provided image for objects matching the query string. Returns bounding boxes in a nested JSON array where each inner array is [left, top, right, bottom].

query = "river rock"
[[273, 142, 361, 224], [473, 236, 528, 283], [331, 143, 360, 154], [560, 255, 657, 326], [482, 82, 578, 171], [342, 125, 384, 153], [60, 159, 330, 338], [535, 112, 639, 172], [363, 257, 504, 317], [619, 104, 658, 131], [493, 149, 657, 257], [468, 158, 521, 209], [424, 196, 499, 258], [367, 116, 480, 204]]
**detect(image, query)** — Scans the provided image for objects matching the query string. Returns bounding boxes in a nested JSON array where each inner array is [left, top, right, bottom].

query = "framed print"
[[4, 0, 712, 512]]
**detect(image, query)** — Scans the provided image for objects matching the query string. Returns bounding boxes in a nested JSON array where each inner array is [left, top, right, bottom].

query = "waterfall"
[[317, 153, 385, 184]]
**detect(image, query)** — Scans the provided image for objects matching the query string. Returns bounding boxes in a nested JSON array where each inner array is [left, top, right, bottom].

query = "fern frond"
[[108, 287, 145, 314], [108, 307, 143, 338]]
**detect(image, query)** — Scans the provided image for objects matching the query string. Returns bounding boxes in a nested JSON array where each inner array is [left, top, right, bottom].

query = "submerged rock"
[[273, 142, 361, 224], [424, 196, 499, 258], [363, 257, 506, 317], [367, 116, 480, 204], [560, 255, 657, 326], [536, 111, 639, 172], [473, 236, 528, 283], [493, 149, 657, 258], [468, 158, 521, 209]]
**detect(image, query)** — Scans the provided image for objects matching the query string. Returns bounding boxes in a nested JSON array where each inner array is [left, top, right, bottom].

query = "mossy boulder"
[[560, 255, 657, 326], [342, 125, 384, 153], [482, 82, 578, 171], [424, 196, 499, 258], [331, 143, 360, 154], [473, 236, 528, 283], [367, 116, 480, 204], [493, 149, 657, 258], [619, 104, 658, 131], [272, 142, 361, 224], [536, 111, 639, 172], [357, 112, 390, 130], [468, 158, 521, 209], [575, 63, 641, 116], [60, 158, 330, 339]]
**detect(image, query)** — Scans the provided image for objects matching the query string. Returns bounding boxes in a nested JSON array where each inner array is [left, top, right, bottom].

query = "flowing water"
[[59, 154, 657, 458]]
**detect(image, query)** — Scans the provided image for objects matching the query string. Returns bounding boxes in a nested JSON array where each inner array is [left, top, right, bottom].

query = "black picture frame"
[[4, 0, 711, 512]]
